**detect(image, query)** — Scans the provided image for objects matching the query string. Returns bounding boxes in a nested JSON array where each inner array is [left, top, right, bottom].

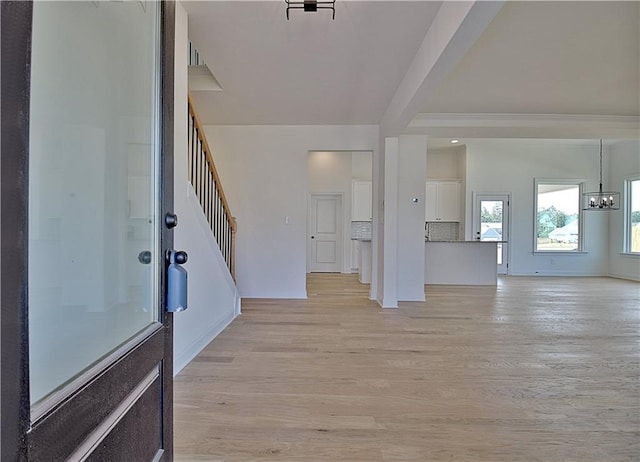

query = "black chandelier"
[[582, 139, 620, 211], [285, 0, 336, 20]]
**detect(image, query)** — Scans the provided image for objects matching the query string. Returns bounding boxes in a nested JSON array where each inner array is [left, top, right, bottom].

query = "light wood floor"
[[174, 274, 640, 462]]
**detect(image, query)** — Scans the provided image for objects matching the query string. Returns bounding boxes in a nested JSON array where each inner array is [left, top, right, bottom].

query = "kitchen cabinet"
[[352, 180, 372, 221], [425, 180, 460, 222]]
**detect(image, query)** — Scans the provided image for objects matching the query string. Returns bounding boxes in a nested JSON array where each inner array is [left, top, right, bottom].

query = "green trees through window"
[[626, 177, 640, 253], [535, 182, 581, 251]]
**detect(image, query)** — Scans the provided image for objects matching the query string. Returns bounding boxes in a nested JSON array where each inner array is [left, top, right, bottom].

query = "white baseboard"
[[608, 273, 640, 282], [509, 271, 609, 277], [173, 310, 238, 376], [235, 292, 242, 316], [379, 297, 398, 309]]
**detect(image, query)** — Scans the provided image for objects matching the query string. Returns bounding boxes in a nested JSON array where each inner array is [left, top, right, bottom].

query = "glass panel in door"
[[474, 195, 510, 274], [28, 0, 161, 410], [479, 200, 504, 263]]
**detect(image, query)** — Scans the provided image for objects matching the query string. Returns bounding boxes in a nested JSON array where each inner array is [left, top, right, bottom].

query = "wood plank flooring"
[[174, 274, 640, 462]]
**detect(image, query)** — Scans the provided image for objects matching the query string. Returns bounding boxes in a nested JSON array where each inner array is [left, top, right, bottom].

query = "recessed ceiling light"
[[450, 139, 460, 144]]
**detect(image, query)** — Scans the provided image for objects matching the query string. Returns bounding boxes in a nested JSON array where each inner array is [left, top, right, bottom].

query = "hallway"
[[174, 274, 639, 461]]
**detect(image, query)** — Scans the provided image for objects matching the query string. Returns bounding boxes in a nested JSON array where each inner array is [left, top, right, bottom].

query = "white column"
[[382, 137, 399, 308], [397, 135, 427, 301], [370, 141, 381, 302]]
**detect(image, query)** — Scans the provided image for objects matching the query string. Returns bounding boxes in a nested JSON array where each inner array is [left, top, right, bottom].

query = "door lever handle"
[[166, 250, 188, 313]]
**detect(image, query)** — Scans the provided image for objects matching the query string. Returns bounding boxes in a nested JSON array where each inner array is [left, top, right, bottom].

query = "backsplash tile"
[[426, 222, 459, 241], [351, 221, 372, 239], [352, 221, 460, 241]]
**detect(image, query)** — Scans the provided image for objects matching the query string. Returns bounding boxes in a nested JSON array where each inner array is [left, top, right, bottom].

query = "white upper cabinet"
[[425, 180, 460, 222], [424, 182, 438, 221], [352, 180, 372, 221]]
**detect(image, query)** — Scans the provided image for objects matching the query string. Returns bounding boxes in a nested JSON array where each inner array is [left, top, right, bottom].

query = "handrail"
[[187, 91, 237, 278]]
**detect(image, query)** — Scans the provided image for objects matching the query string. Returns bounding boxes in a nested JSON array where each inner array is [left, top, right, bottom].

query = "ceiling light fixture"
[[583, 139, 620, 211], [285, 0, 336, 20], [450, 139, 460, 144]]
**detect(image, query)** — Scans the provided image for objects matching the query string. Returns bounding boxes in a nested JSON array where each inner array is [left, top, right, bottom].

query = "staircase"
[[187, 92, 236, 278]]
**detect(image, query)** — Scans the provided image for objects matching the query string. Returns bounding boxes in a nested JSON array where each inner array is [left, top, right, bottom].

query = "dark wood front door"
[[1, 1, 176, 460]]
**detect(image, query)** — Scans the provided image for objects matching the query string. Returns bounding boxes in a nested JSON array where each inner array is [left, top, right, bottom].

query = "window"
[[535, 180, 583, 252], [625, 176, 640, 254]]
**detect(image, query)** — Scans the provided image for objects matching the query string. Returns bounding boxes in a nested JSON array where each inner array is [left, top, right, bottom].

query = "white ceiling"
[[184, 1, 442, 125], [420, 1, 639, 116], [184, 1, 639, 128]]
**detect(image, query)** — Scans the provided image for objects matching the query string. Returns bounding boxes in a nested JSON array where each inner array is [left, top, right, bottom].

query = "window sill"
[[534, 251, 588, 255], [619, 252, 640, 258]]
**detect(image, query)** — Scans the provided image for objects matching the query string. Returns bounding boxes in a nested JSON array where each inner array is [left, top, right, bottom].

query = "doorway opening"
[[306, 151, 372, 279], [472, 193, 511, 275]]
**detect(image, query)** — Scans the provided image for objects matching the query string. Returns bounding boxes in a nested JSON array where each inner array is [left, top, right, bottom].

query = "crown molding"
[[410, 113, 639, 128]]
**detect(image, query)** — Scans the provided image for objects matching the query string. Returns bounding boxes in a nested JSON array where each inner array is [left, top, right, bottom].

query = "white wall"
[[352, 151, 373, 180], [464, 140, 609, 276], [307, 151, 352, 274], [204, 125, 379, 298], [173, 187, 241, 374], [173, 2, 239, 374], [426, 147, 462, 179], [397, 135, 427, 301], [609, 140, 640, 281]]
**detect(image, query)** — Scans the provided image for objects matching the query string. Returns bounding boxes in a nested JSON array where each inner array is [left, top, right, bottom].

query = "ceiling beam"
[[404, 113, 640, 139], [380, 0, 504, 137]]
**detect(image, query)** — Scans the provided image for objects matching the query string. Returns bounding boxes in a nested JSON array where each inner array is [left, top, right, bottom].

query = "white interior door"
[[472, 193, 510, 275], [309, 194, 342, 272]]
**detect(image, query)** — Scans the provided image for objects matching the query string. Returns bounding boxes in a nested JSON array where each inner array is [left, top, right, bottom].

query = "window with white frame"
[[625, 176, 640, 254], [535, 180, 583, 252]]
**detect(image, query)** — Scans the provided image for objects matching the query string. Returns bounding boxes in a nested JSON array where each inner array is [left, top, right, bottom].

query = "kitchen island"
[[425, 240, 498, 285]]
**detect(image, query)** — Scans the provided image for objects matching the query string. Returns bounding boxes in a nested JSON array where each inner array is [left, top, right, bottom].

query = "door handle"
[[311, 236, 315, 239], [166, 250, 188, 312], [138, 250, 152, 264], [165, 212, 178, 229]]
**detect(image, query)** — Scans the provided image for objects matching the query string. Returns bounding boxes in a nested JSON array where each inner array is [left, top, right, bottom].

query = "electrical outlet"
[[550, 257, 556, 265]]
